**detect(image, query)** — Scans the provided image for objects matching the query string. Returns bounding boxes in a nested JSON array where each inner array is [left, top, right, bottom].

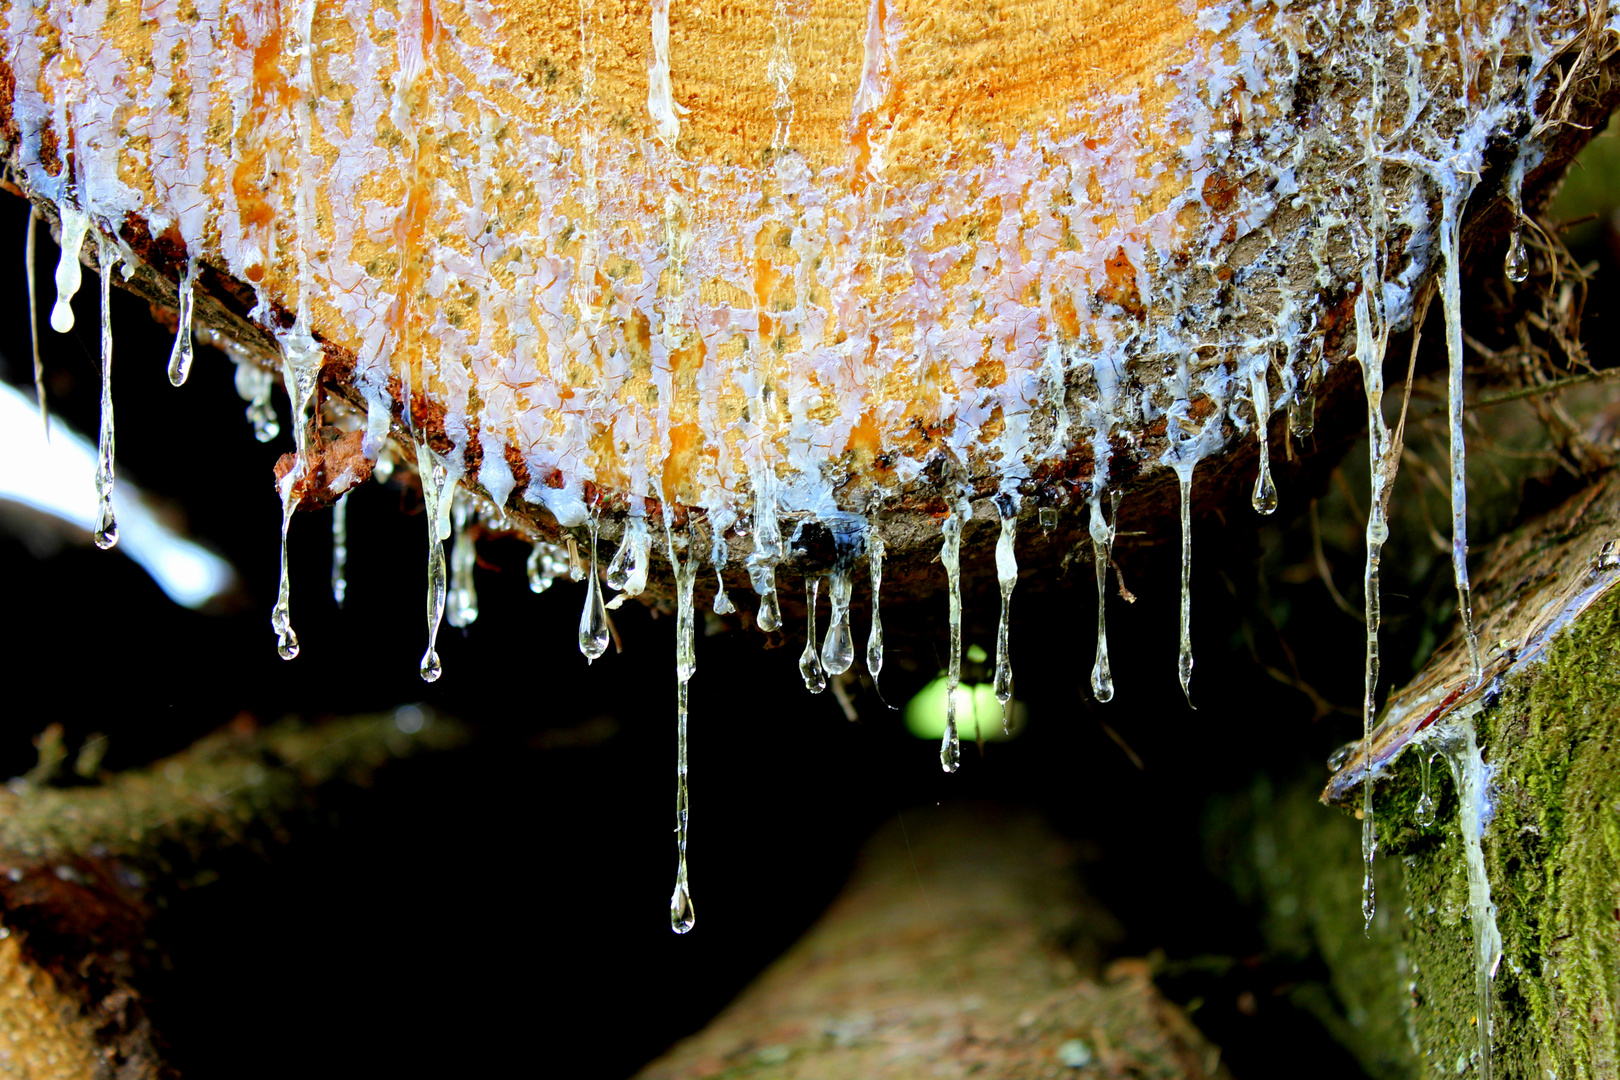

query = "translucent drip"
[[92, 237, 117, 551], [25, 208, 47, 434], [578, 517, 609, 662], [1438, 717, 1502, 1080], [1250, 362, 1277, 515], [1439, 200, 1484, 686], [667, 526, 698, 934], [416, 444, 450, 682], [1089, 492, 1114, 703], [753, 569, 782, 632], [799, 577, 827, 692], [993, 494, 1019, 728], [865, 529, 885, 681], [747, 481, 782, 631], [166, 260, 199, 386], [1413, 750, 1436, 827], [236, 362, 281, 443], [940, 499, 969, 773], [527, 540, 568, 593], [1175, 467, 1194, 706], [1504, 229, 1528, 284], [606, 516, 650, 596], [821, 570, 855, 675], [446, 491, 479, 628], [711, 535, 735, 614], [331, 492, 349, 608], [49, 206, 90, 334], [269, 332, 324, 663], [1354, 289, 1391, 928]]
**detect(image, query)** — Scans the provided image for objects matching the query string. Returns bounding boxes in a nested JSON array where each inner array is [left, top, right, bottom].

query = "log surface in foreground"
[[637, 805, 1228, 1080], [0, 709, 468, 1080]]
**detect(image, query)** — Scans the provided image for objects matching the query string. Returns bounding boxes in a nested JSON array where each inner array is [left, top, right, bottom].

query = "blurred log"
[[0, 709, 467, 1080], [637, 805, 1230, 1080]]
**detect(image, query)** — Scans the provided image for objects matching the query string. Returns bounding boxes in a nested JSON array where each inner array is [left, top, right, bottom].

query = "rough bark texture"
[[0, 710, 467, 1080], [637, 806, 1230, 1080], [1208, 470, 1620, 1079]]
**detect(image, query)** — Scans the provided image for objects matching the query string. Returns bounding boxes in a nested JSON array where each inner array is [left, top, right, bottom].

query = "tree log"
[[1, 0, 1617, 610], [636, 805, 1230, 1080], [0, 709, 467, 1080], [1208, 468, 1620, 1079]]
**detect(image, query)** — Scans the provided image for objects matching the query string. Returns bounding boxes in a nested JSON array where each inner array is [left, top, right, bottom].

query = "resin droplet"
[[1505, 229, 1528, 284], [821, 571, 855, 676], [167, 260, 198, 386], [416, 444, 450, 682], [800, 577, 827, 693], [235, 362, 281, 443], [667, 523, 699, 935], [940, 499, 970, 773], [606, 516, 650, 596], [993, 494, 1019, 727], [755, 573, 782, 632], [527, 541, 567, 593], [1440, 197, 1484, 687], [1175, 467, 1195, 706], [25, 208, 47, 434], [1414, 751, 1436, 828], [866, 530, 885, 681], [92, 237, 118, 551], [331, 492, 349, 608], [1089, 493, 1114, 703], [1250, 363, 1277, 515], [50, 207, 90, 334], [447, 491, 479, 629], [579, 518, 610, 662]]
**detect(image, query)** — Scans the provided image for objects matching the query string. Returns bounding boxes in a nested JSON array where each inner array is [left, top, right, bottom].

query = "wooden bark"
[[1209, 469, 1620, 1079], [636, 805, 1231, 1080], [1, 0, 1617, 608], [0, 710, 467, 1080]]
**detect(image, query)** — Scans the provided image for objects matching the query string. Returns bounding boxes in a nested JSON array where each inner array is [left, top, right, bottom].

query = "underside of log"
[[2, 0, 1618, 616], [0, 710, 466, 1080], [636, 805, 1230, 1080]]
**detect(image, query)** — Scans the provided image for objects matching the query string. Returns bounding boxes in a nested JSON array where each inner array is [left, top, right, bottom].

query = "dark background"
[[4, 138, 1619, 1076]]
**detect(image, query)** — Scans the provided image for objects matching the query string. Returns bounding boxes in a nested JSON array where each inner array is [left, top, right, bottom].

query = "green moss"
[[1210, 591, 1620, 1077]]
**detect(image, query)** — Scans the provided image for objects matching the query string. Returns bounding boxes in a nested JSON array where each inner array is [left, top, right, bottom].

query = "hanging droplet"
[[235, 362, 281, 443], [579, 517, 610, 662], [1414, 750, 1436, 827], [1504, 229, 1529, 284], [993, 494, 1019, 729], [1176, 467, 1195, 707], [25, 208, 48, 435], [606, 517, 650, 595], [268, 330, 323, 663], [940, 498, 970, 772], [1288, 389, 1316, 440], [866, 529, 885, 681], [821, 570, 855, 675], [331, 492, 349, 608], [528, 540, 567, 593], [1250, 363, 1278, 515], [1089, 492, 1114, 703], [92, 236, 118, 551], [167, 259, 198, 386], [710, 534, 736, 614], [416, 443, 450, 682], [800, 577, 827, 693], [667, 523, 699, 935], [447, 491, 480, 628], [755, 573, 782, 632], [1038, 506, 1058, 533], [50, 207, 90, 334]]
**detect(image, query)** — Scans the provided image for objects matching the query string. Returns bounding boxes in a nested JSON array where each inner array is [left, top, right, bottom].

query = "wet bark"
[[0, 710, 467, 1080], [1208, 469, 1620, 1079]]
